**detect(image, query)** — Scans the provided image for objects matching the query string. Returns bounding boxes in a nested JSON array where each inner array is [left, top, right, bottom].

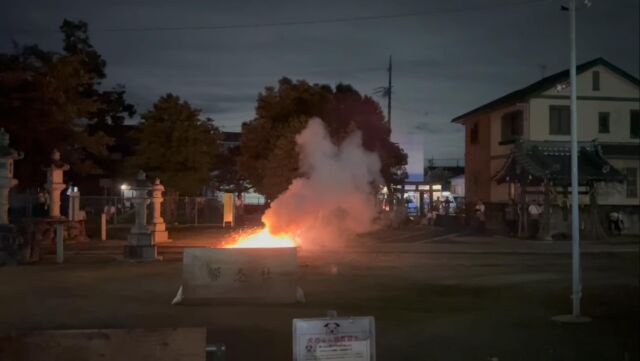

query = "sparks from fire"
[[224, 227, 298, 248]]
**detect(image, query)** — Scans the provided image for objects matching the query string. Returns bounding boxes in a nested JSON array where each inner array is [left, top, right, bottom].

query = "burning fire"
[[224, 227, 297, 248]]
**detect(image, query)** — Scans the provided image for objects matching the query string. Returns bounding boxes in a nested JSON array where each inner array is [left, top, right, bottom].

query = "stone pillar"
[[124, 170, 158, 260], [0, 129, 23, 224], [44, 149, 70, 218], [68, 188, 81, 221], [150, 178, 170, 243]]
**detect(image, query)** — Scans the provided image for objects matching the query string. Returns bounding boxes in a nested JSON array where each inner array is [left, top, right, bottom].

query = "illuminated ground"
[[0, 228, 637, 360]]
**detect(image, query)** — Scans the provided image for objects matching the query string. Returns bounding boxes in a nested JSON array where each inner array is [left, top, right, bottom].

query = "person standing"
[[528, 199, 543, 239], [475, 200, 486, 234], [608, 210, 624, 236], [443, 197, 452, 215]]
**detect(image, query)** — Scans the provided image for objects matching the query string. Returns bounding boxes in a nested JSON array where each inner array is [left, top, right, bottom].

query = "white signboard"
[[293, 317, 375, 361]]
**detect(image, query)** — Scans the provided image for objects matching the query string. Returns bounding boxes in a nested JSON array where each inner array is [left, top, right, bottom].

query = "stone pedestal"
[[67, 191, 82, 221], [44, 149, 69, 219], [124, 171, 158, 261], [0, 129, 23, 225], [150, 178, 170, 243]]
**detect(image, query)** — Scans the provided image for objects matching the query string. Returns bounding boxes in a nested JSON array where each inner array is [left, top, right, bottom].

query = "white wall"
[[540, 64, 639, 98], [529, 65, 640, 142], [529, 98, 639, 142]]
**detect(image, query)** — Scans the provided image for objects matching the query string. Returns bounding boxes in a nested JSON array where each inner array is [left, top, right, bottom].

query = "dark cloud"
[[2, 0, 638, 159]]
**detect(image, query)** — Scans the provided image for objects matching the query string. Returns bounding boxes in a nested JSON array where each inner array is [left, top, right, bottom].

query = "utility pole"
[[553, 0, 591, 324], [374, 56, 393, 131], [387, 55, 393, 129]]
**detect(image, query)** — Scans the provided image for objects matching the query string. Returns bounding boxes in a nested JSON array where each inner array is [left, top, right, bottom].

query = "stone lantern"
[[150, 178, 170, 243], [124, 170, 157, 260], [44, 149, 70, 218], [0, 129, 23, 224]]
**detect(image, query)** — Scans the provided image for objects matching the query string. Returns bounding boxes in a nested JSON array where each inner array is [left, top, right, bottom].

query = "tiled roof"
[[494, 140, 626, 186]]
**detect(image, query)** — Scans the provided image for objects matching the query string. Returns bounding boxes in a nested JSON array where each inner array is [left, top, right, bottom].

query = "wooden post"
[[587, 182, 608, 241], [194, 199, 199, 225], [540, 180, 552, 240], [101, 213, 107, 241]]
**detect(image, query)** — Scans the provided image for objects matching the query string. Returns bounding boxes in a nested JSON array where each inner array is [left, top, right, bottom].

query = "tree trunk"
[[539, 181, 552, 241], [586, 183, 608, 241], [518, 179, 528, 238]]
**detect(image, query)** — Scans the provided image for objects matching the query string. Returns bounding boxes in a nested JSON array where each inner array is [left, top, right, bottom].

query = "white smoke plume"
[[262, 117, 383, 248]]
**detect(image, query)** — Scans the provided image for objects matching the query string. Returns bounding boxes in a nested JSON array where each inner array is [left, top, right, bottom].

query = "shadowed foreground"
[[0, 236, 637, 360]]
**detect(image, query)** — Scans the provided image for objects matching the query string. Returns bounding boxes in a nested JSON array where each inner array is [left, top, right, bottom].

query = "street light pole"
[[568, 0, 582, 318], [553, 0, 590, 323]]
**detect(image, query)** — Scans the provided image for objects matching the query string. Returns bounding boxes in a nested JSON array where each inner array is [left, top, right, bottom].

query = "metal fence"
[[10, 192, 266, 232], [79, 196, 225, 226]]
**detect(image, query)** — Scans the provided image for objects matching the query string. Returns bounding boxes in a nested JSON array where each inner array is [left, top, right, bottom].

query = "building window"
[[549, 105, 570, 135], [501, 110, 523, 141], [625, 167, 638, 198], [598, 112, 610, 134], [592, 70, 600, 91], [631, 109, 640, 139], [470, 122, 479, 144]]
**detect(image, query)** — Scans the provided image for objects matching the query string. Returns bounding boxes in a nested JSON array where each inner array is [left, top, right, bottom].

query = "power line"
[[100, 0, 544, 32], [4, 0, 545, 34]]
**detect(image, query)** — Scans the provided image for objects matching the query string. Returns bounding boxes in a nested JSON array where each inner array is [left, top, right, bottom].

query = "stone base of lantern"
[[127, 232, 152, 246], [150, 223, 171, 243], [124, 233, 159, 260], [123, 244, 159, 261]]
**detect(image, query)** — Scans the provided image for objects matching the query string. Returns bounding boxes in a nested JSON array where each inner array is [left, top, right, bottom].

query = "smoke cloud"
[[262, 117, 382, 248]]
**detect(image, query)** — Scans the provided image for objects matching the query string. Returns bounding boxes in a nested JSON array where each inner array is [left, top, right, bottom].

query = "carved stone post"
[[44, 149, 70, 218], [0, 129, 23, 224], [150, 178, 170, 243], [124, 170, 158, 260]]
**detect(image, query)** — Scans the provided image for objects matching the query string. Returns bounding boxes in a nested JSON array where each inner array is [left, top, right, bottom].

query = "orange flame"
[[224, 227, 297, 248]]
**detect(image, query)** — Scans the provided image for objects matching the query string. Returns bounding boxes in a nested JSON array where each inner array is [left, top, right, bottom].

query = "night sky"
[[2, 0, 638, 160]]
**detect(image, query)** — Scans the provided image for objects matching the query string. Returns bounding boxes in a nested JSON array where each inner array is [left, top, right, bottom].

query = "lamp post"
[[552, 0, 591, 323]]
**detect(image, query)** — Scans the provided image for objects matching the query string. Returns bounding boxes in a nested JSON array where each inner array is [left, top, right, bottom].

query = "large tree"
[[239, 78, 407, 200], [211, 144, 251, 196], [0, 19, 135, 187], [128, 94, 221, 195]]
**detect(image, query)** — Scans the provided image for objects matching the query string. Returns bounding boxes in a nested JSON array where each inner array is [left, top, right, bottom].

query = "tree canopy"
[[239, 78, 407, 200], [0, 19, 135, 187], [128, 94, 221, 195], [211, 144, 251, 196]]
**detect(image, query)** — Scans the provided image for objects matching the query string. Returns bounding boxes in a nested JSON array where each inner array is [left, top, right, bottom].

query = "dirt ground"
[[0, 229, 638, 360]]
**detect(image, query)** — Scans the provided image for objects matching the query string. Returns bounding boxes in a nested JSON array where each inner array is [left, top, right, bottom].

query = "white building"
[[453, 57, 639, 234]]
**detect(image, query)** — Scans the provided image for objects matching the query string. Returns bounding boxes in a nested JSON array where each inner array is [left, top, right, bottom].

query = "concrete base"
[[551, 314, 592, 323], [152, 230, 171, 243], [123, 245, 159, 261], [127, 232, 153, 246]]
